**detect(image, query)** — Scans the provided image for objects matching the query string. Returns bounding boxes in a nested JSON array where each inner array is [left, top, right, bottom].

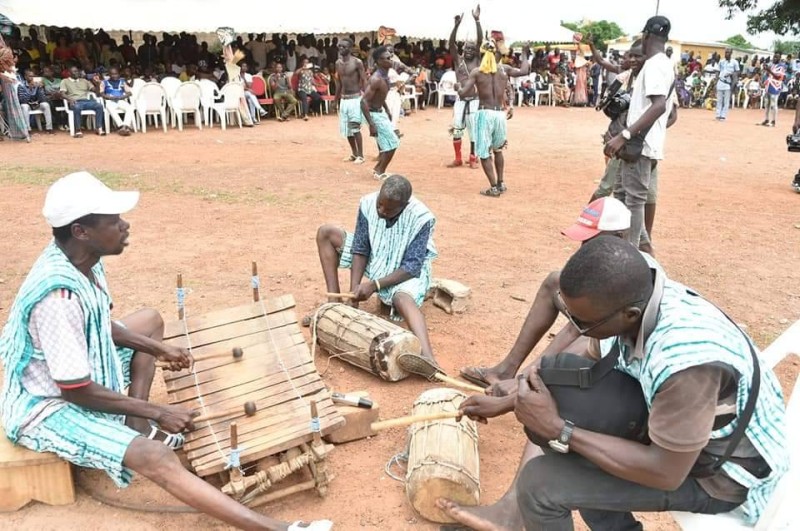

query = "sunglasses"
[[557, 290, 643, 335]]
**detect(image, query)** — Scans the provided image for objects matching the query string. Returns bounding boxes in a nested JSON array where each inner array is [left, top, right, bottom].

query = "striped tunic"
[[598, 278, 788, 523]]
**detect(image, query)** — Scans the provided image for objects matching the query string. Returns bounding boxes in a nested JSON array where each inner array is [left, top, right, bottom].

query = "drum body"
[[405, 388, 480, 523], [314, 303, 417, 382]]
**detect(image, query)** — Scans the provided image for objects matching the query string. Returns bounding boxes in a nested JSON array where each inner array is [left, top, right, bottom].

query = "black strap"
[[685, 289, 761, 472], [539, 341, 622, 389]]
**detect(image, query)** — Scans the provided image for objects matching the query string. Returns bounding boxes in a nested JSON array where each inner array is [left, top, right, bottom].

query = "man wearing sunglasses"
[[460, 196, 662, 391], [439, 236, 786, 530]]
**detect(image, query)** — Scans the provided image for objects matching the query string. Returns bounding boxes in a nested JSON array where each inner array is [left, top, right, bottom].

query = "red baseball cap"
[[562, 197, 631, 242]]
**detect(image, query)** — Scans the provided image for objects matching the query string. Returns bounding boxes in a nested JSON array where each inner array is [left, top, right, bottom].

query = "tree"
[[772, 40, 800, 55], [562, 20, 625, 52], [724, 34, 754, 49], [719, 0, 800, 36]]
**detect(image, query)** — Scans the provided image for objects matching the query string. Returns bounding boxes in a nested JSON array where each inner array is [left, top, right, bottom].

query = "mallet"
[[194, 400, 258, 423], [156, 346, 244, 368], [326, 292, 357, 300], [370, 411, 461, 431], [397, 353, 486, 394]]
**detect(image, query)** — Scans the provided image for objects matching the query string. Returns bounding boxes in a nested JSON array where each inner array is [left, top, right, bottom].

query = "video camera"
[[787, 132, 800, 153], [596, 79, 630, 120]]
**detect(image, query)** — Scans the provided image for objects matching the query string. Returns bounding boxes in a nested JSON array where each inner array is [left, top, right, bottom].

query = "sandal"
[[96, 129, 107, 136], [343, 155, 357, 162], [353, 156, 365, 164], [497, 182, 507, 193], [74, 131, 83, 138], [458, 366, 492, 389], [373, 171, 389, 181], [147, 425, 185, 450], [480, 187, 502, 197]]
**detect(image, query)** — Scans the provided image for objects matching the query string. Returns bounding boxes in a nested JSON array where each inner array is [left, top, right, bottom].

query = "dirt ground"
[[0, 103, 798, 531]]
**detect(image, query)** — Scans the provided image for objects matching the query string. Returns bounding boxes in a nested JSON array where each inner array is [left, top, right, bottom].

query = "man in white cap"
[[0, 172, 333, 531], [459, 197, 662, 389]]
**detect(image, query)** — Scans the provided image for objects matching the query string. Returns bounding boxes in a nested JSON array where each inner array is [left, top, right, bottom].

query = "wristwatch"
[[621, 129, 632, 140], [548, 420, 575, 453]]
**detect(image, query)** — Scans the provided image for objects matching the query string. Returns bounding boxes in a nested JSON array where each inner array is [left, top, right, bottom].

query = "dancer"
[[458, 37, 530, 196], [0, 33, 30, 141], [335, 38, 367, 164], [448, 6, 483, 168], [219, 28, 253, 127], [362, 46, 401, 180]]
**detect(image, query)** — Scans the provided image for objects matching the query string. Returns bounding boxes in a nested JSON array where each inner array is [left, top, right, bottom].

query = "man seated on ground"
[[268, 62, 298, 122], [0, 172, 332, 531], [101, 67, 134, 136], [440, 236, 787, 530], [18, 68, 54, 134], [59, 65, 105, 137], [461, 197, 658, 388], [312, 175, 440, 370]]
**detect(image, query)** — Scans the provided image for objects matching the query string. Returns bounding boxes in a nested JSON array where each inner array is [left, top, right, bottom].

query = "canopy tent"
[[0, 0, 577, 44]]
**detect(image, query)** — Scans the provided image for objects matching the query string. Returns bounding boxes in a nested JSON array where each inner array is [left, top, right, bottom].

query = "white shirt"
[[627, 52, 674, 161], [716, 59, 740, 90]]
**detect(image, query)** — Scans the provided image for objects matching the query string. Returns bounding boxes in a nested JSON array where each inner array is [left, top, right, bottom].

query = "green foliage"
[[772, 40, 800, 54], [724, 34, 754, 48], [719, 0, 800, 35], [561, 20, 625, 52]]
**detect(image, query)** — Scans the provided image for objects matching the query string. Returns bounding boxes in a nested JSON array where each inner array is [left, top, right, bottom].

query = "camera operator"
[[604, 16, 675, 256]]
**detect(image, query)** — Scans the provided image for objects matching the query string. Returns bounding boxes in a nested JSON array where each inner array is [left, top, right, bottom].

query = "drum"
[[405, 388, 480, 523], [314, 303, 417, 382]]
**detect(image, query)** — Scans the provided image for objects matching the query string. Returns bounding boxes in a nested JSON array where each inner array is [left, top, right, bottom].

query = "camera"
[[787, 133, 800, 153], [596, 79, 630, 120]]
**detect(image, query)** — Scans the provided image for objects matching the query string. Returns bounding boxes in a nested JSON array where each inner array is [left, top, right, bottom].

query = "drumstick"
[[194, 401, 257, 423], [156, 346, 244, 368], [370, 411, 461, 431], [326, 292, 357, 299], [433, 373, 486, 394]]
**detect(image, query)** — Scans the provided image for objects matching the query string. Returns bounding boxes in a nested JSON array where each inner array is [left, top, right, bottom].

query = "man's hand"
[[454, 14, 463, 25], [486, 378, 517, 397], [604, 133, 626, 158], [472, 5, 480, 20], [155, 344, 193, 371], [155, 405, 199, 433], [369, 124, 378, 137], [457, 394, 513, 424], [514, 372, 563, 440], [522, 43, 531, 58], [352, 280, 377, 302]]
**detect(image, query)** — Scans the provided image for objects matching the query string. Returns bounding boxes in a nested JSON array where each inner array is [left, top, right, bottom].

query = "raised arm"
[[473, 5, 483, 48], [449, 14, 462, 58], [504, 44, 531, 77], [588, 40, 622, 74]]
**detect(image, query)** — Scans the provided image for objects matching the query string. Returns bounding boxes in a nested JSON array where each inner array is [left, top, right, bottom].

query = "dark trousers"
[[298, 90, 322, 116], [517, 451, 741, 531]]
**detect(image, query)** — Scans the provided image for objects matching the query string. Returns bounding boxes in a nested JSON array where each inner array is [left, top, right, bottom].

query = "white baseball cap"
[[43, 171, 140, 228], [561, 197, 631, 242]]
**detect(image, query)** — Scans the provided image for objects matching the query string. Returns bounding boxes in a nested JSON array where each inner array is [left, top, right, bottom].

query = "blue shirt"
[[352, 210, 433, 278], [17, 82, 45, 105], [103, 78, 128, 98], [716, 59, 740, 90]]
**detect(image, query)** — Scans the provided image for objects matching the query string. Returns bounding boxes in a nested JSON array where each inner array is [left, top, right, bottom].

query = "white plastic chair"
[[160, 76, 182, 126], [198, 79, 221, 127], [172, 82, 203, 131], [534, 74, 554, 107], [211, 82, 244, 130], [61, 94, 107, 137], [437, 70, 458, 109], [515, 75, 531, 107], [671, 320, 800, 530], [134, 82, 168, 133], [401, 84, 421, 111]]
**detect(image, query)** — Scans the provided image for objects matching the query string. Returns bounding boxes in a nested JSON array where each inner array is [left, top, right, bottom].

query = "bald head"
[[379, 174, 412, 204]]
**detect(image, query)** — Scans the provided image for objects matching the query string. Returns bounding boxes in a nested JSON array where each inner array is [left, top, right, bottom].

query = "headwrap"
[[479, 39, 498, 74]]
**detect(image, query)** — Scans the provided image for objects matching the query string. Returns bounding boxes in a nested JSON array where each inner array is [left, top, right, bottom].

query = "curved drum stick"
[[370, 411, 461, 431]]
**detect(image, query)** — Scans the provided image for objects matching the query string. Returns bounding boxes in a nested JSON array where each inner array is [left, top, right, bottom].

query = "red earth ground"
[[0, 102, 798, 531]]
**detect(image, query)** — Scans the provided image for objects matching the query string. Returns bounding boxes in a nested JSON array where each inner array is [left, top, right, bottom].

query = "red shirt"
[[548, 54, 559, 73]]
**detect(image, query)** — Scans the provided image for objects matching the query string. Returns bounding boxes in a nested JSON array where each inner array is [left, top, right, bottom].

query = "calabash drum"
[[405, 388, 480, 523], [314, 303, 417, 382]]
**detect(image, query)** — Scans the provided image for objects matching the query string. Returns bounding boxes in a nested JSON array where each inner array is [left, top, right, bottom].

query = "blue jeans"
[[72, 99, 105, 132], [716, 87, 731, 119]]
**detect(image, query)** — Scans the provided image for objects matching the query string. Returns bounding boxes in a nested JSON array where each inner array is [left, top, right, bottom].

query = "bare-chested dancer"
[[361, 46, 400, 180], [459, 39, 530, 197], [448, 5, 482, 168], [335, 38, 367, 164]]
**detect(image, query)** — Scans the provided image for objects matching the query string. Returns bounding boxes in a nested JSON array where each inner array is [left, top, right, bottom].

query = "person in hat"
[[0, 172, 333, 531], [441, 235, 787, 530], [604, 16, 675, 255], [457, 36, 531, 197], [460, 197, 661, 388]]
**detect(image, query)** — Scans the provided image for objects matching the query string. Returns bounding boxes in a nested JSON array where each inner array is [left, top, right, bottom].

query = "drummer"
[[314, 174, 440, 367], [0, 172, 333, 531]]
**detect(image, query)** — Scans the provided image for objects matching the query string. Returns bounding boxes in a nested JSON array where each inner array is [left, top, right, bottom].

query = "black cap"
[[642, 16, 671, 39]]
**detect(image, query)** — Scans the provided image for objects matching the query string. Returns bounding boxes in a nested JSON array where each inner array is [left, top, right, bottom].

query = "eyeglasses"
[[557, 290, 643, 335]]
